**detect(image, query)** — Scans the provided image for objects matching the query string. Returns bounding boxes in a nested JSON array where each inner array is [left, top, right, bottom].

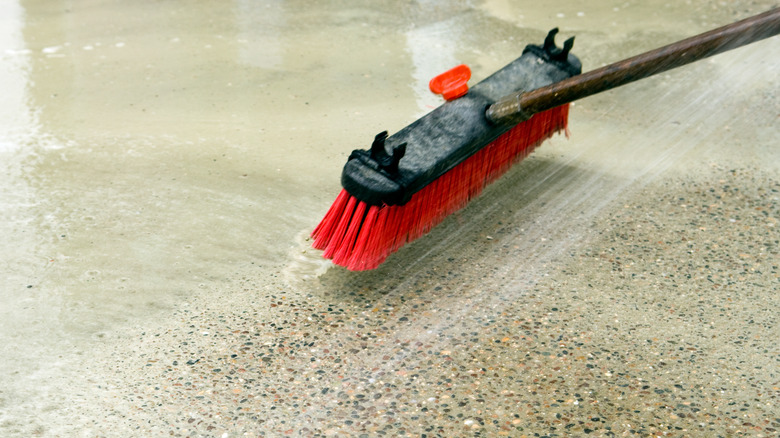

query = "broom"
[[312, 8, 780, 271]]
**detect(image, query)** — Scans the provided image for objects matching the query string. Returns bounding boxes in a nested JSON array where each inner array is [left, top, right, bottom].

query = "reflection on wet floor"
[[1, 0, 778, 435]]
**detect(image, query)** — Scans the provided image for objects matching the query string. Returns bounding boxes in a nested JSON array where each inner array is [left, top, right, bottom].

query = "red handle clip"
[[429, 64, 471, 101]]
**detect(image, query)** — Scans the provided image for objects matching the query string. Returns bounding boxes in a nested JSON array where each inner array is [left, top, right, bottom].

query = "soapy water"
[[284, 229, 333, 283]]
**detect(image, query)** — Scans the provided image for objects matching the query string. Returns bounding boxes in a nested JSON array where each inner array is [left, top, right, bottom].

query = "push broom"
[[312, 8, 780, 271]]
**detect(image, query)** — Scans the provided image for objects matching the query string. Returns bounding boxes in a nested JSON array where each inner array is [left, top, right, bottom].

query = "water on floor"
[[1, 0, 777, 436]]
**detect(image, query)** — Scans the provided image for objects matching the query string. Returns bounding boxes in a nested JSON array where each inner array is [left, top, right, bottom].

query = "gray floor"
[[1, 0, 778, 436]]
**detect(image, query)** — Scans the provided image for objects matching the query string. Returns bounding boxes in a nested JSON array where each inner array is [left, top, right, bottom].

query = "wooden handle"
[[487, 8, 780, 125]]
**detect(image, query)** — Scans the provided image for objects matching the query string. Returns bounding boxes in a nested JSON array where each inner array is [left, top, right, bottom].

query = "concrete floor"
[[1, 0, 778, 436]]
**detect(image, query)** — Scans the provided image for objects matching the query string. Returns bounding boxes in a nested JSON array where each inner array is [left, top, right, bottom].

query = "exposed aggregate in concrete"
[[64, 167, 778, 437]]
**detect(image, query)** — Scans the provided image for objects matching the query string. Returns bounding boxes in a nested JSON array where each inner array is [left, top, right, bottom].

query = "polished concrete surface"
[[1, 0, 778, 436]]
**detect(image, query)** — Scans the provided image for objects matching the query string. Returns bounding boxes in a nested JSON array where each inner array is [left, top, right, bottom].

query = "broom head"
[[312, 29, 581, 270]]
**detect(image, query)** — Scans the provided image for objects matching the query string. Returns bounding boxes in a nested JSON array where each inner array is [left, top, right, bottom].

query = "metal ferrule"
[[484, 91, 531, 126]]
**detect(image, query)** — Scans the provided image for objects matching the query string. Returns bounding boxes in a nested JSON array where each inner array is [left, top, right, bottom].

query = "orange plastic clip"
[[429, 64, 471, 101]]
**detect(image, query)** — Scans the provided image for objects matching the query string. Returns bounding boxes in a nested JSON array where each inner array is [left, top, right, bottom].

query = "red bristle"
[[357, 206, 390, 270], [332, 200, 367, 265], [312, 104, 569, 271], [345, 205, 380, 270], [311, 189, 350, 250], [322, 194, 358, 259]]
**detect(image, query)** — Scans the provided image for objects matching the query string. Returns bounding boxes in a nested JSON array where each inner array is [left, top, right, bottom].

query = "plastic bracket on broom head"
[[341, 29, 582, 207], [344, 131, 408, 206], [524, 28, 579, 76]]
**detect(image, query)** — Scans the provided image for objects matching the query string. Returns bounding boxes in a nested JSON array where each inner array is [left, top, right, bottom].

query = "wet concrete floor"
[[1, 0, 778, 436]]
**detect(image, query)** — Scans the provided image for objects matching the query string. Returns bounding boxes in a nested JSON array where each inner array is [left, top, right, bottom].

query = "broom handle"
[[486, 8, 780, 125]]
